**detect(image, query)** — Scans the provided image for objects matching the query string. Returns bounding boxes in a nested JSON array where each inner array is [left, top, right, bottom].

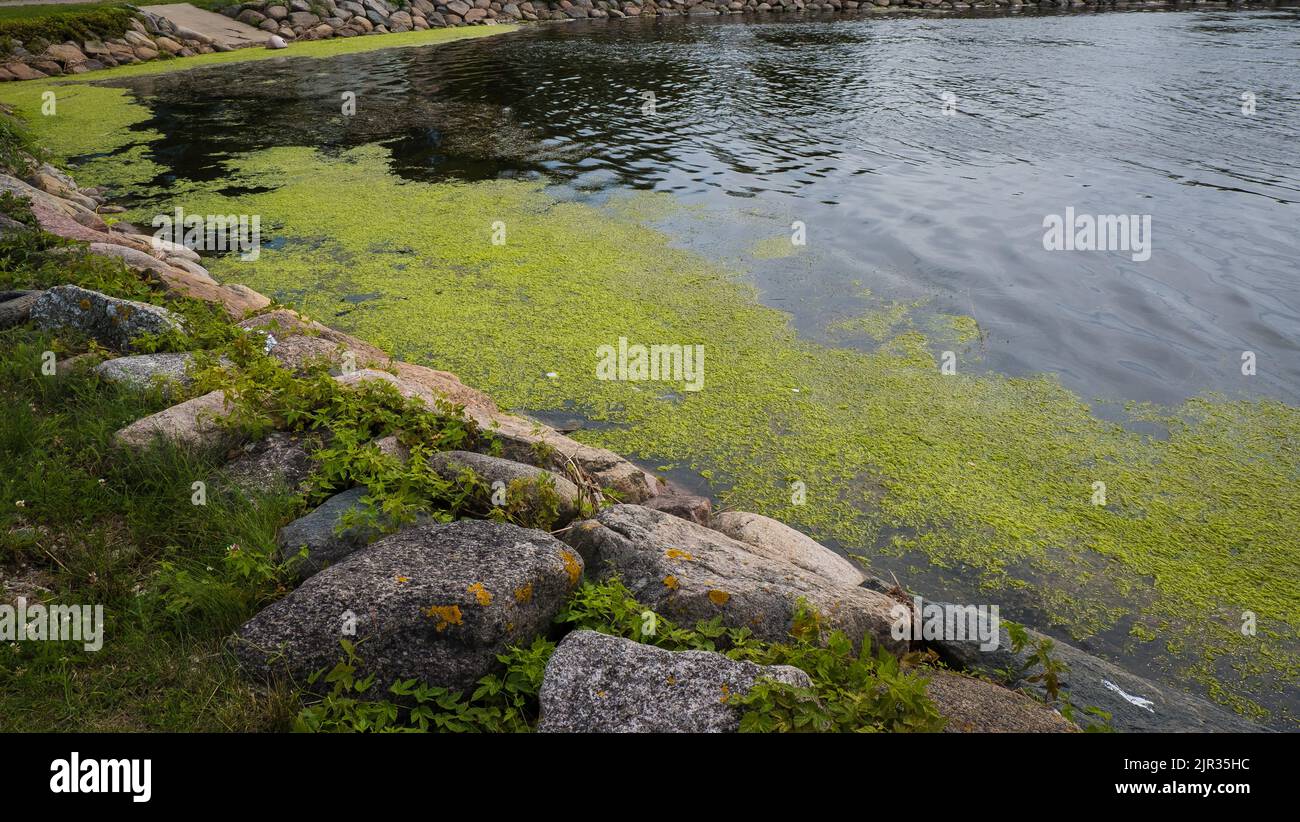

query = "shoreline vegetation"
[[0, 12, 1293, 732]]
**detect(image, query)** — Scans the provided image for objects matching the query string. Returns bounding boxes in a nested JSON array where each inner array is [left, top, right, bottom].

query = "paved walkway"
[[138, 3, 268, 48]]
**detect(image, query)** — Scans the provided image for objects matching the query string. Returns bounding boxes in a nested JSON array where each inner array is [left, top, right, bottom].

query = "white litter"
[[1102, 679, 1156, 712]]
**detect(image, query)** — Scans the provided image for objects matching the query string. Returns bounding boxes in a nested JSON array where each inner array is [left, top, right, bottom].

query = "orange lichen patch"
[[663, 575, 679, 590], [514, 583, 534, 604], [79, 298, 91, 310], [666, 675, 677, 686], [596, 690, 608, 699], [560, 549, 582, 586], [395, 575, 410, 584], [467, 582, 493, 606], [708, 589, 731, 607], [666, 548, 694, 561], [719, 684, 731, 704], [423, 604, 463, 632]]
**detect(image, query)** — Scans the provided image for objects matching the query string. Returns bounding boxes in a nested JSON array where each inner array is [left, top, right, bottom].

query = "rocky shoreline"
[[0, 0, 1285, 83], [0, 101, 1269, 731]]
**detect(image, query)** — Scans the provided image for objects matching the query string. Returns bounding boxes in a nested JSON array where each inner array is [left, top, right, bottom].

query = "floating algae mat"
[[5, 29, 1297, 725]]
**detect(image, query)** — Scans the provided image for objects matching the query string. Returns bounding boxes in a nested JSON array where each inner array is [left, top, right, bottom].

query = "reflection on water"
[[113, 9, 1300, 411]]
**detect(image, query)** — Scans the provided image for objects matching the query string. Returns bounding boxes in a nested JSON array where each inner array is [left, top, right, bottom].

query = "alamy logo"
[[1042, 207, 1151, 262], [0, 597, 103, 651], [596, 337, 705, 392], [50, 753, 151, 803], [152, 206, 261, 261], [889, 596, 1001, 651]]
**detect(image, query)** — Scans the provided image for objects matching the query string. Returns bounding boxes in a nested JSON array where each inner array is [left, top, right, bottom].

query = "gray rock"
[[564, 505, 907, 654], [538, 630, 811, 732], [711, 511, 865, 587], [0, 289, 42, 330], [427, 450, 582, 527], [94, 352, 194, 395], [29, 285, 184, 351], [222, 431, 318, 495], [276, 486, 401, 576], [235, 519, 585, 692], [288, 11, 322, 25], [266, 35, 289, 49]]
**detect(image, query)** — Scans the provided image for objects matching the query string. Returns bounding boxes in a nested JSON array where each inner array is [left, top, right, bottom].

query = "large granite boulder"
[[234, 519, 585, 692], [538, 630, 811, 733], [29, 285, 184, 351], [710, 511, 865, 587], [563, 505, 907, 654]]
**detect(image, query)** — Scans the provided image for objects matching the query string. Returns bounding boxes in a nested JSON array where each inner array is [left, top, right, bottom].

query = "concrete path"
[[138, 3, 268, 48]]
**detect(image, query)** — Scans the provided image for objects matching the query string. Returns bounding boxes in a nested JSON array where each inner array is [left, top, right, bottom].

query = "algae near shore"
[[4, 31, 1297, 724]]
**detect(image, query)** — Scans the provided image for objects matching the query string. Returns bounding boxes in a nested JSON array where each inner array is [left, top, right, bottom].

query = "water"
[[122, 8, 1300, 409], [95, 9, 1300, 722]]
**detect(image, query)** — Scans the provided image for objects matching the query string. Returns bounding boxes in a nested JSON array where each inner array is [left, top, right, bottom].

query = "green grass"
[[0, 4, 136, 54], [0, 2, 134, 23]]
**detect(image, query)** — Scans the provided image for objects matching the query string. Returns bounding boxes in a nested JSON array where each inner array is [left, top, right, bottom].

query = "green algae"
[[6, 69, 1298, 723]]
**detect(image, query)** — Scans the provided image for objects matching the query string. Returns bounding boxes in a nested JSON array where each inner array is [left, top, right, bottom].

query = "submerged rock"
[[922, 603, 1265, 733], [563, 504, 907, 653], [234, 519, 584, 692], [538, 630, 810, 733]]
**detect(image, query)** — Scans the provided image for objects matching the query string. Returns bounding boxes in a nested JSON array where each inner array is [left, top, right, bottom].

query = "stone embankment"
[[0, 122, 1263, 734], [2, 1, 1268, 82]]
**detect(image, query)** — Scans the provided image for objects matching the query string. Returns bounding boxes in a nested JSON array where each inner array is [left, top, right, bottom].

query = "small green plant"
[[1002, 620, 1113, 732], [293, 636, 554, 733]]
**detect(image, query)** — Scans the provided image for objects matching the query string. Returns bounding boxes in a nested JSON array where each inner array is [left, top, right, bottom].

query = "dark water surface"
[[119, 8, 1300, 410]]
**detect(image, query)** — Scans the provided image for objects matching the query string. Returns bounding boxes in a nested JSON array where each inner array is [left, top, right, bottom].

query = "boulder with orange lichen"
[[234, 519, 583, 692]]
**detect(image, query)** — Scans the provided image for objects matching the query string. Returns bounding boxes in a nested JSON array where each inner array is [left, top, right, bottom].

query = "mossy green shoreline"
[[3, 36, 1296, 722]]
